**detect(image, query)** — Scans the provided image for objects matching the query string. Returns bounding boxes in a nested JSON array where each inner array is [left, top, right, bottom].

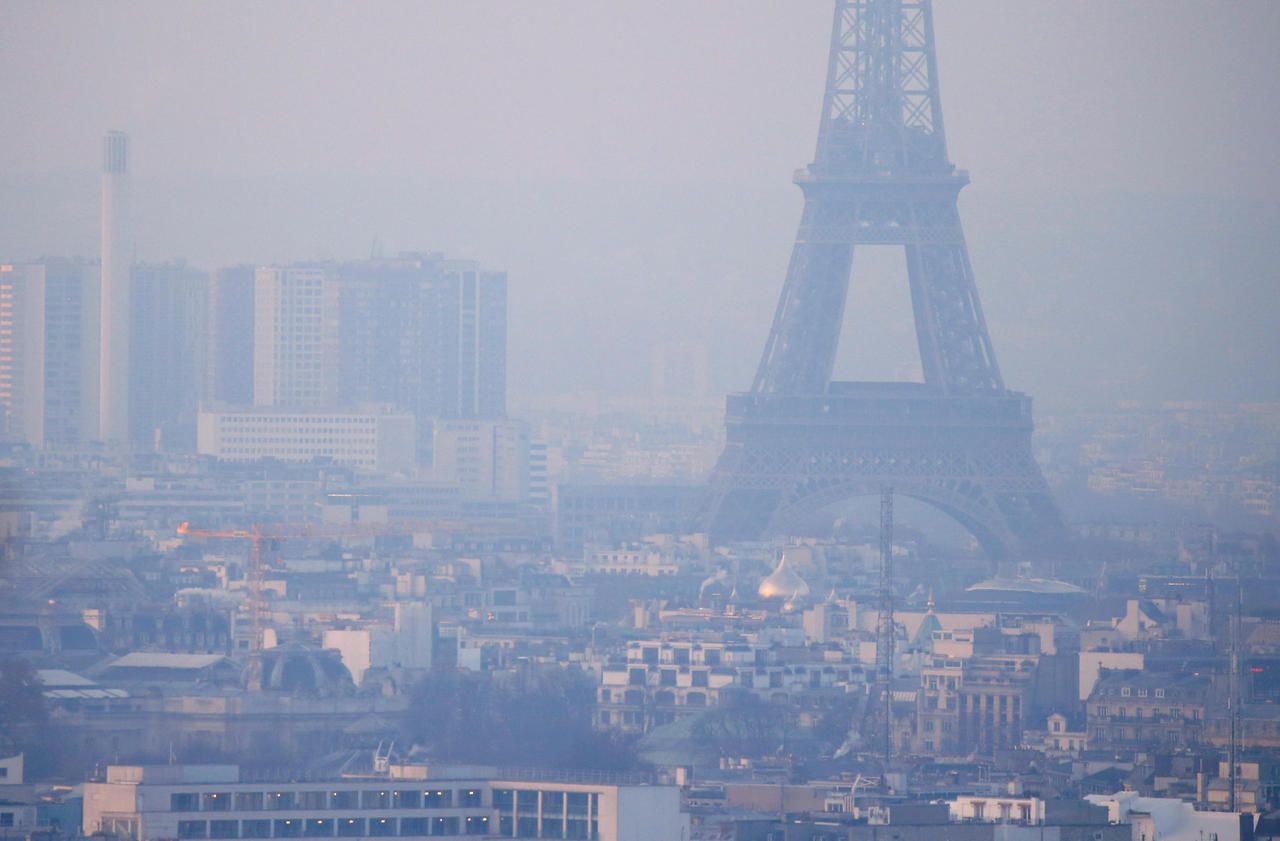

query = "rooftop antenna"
[[1229, 559, 1241, 811]]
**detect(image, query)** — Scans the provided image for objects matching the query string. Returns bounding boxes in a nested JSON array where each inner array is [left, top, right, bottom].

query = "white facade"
[[322, 603, 432, 685], [948, 795, 1045, 825], [197, 409, 415, 473], [0, 264, 45, 446], [1085, 792, 1251, 841], [430, 419, 528, 501], [253, 266, 340, 409], [82, 764, 689, 841], [1079, 650, 1144, 701]]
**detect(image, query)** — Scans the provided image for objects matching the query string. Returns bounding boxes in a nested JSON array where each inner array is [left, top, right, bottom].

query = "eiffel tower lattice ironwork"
[[703, 0, 1065, 561]]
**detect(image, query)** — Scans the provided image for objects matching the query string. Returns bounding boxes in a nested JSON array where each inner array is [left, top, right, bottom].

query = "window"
[[430, 818, 458, 836], [567, 792, 589, 817], [368, 818, 395, 837], [392, 790, 422, 809], [0, 814, 12, 829], [304, 820, 333, 837], [267, 793, 296, 811], [209, 821, 239, 839], [202, 794, 231, 812], [397, 818, 427, 837], [172, 793, 200, 812], [464, 816, 488, 836], [492, 789, 514, 811], [235, 793, 264, 811], [459, 789, 481, 808], [178, 822, 208, 839], [362, 791, 391, 809], [330, 792, 358, 810], [299, 791, 327, 810], [516, 790, 538, 813], [423, 789, 452, 809], [337, 819, 365, 837]]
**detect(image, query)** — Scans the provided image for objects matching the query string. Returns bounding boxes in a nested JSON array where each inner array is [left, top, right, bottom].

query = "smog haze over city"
[[2, 3, 1280, 841]]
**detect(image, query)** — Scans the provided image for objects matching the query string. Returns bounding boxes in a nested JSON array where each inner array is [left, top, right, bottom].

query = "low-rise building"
[[197, 409, 415, 473], [82, 763, 688, 841], [1085, 670, 1210, 752]]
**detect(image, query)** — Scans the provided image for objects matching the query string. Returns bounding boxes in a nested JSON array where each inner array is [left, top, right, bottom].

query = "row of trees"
[[403, 666, 640, 770]]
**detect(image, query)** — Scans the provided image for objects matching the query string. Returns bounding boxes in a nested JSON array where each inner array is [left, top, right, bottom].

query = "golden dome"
[[757, 550, 811, 602]]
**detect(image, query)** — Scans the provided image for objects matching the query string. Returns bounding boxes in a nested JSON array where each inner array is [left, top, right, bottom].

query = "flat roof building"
[[83, 763, 688, 841], [197, 409, 415, 474]]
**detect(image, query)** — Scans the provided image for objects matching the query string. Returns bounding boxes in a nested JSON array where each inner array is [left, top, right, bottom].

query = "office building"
[[0, 263, 46, 446], [197, 408, 415, 473], [99, 129, 132, 444], [444, 260, 506, 420], [209, 265, 255, 406], [335, 255, 507, 461], [430, 419, 528, 501], [83, 763, 688, 841], [253, 265, 340, 409], [130, 261, 208, 449], [0, 259, 100, 448]]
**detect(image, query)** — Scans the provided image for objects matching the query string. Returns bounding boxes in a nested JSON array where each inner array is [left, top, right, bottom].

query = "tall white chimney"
[[99, 130, 131, 444]]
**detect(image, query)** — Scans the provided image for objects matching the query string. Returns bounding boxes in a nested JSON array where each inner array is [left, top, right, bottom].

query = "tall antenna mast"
[[876, 486, 896, 767], [1229, 560, 1241, 811]]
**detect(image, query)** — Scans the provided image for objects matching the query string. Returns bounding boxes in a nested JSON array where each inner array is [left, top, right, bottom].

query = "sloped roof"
[[106, 652, 227, 670]]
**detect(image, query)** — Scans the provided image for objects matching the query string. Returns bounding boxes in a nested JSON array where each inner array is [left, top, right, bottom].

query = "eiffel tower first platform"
[[703, 0, 1065, 562]]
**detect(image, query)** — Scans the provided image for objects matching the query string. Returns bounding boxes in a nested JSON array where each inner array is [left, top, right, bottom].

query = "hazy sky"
[[4, 1, 1278, 193], [2, 1, 1278, 405]]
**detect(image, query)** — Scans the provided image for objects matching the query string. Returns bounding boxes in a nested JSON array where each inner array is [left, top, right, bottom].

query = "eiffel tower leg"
[[753, 209, 855, 396]]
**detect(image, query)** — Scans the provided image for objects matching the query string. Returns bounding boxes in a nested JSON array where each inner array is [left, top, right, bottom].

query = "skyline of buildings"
[[2, 3, 1277, 837]]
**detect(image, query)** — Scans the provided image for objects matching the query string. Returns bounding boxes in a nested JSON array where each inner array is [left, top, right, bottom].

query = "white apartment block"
[[430, 419, 529, 501], [198, 409, 415, 473], [254, 266, 340, 409], [0, 263, 46, 446], [83, 764, 688, 841]]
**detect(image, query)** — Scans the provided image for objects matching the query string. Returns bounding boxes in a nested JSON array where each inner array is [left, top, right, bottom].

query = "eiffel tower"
[[703, 0, 1065, 562]]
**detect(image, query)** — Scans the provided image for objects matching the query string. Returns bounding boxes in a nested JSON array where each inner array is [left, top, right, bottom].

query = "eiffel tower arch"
[[703, 0, 1066, 562]]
